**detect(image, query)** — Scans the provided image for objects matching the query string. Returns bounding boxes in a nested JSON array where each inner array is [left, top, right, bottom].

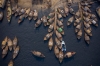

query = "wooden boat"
[[2, 45, 8, 58], [91, 19, 98, 27], [48, 37, 53, 50], [7, 0, 12, 22], [83, 11, 89, 17], [47, 12, 55, 19], [13, 36, 18, 50], [47, 17, 54, 25], [75, 11, 80, 19], [64, 6, 69, 16], [82, 6, 91, 13], [57, 8, 66, 17], [96, 6, 100, 18], [15, 7, 21, 17], [56, 30, 62, 41], [8, 60, 13, 66], [57, 20, 63, 28], [41, 15, 47, 26], [28, 11, 33, 20], [48, 23, 54, 32], [7, 38, 13, 51], [84, 22, 90, 29], [12, 5, 17, 15], [54, 45, 59, 58], [85, 33, 90, 44], [57, 13, 62, 19], [0, 11, 3, 20], [2, 36, 7, 49], [67, 16, 74, 26], [69, 7, 75, 15], [25, 8, 30, 18], [84, 17, 91, 24], [77, 29, 82, 39], [58, 50, 64, 63], [74, 19, 80, 26], [57, 26, 64, 35], [55, 37, 61, 49], [18, 14, 25, 24], [31, 51, 45, 58], [19, 8, 26, 15], [0, 0, 6, 8], [75, 23, 81, 33], [34, 19, 42, 28], [13, 46, 19, 59], [64, 52, 76, 58], [33, 10, 38, 20], [90, 14, 97, 20], [84, 27, 92, 36], [67, 0, 72, 5], [44, 32, 53, 41]]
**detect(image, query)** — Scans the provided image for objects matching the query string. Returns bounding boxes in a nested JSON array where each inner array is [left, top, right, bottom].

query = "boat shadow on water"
[[63, 56, 75, 63]]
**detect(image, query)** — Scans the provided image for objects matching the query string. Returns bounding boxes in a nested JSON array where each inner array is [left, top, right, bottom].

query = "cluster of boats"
[[1, 36, 19, 66], [12, 5, 38, 23], [67, 0, 99, 44], [0, 0, 38, 23], [39, 7, 75, 63]]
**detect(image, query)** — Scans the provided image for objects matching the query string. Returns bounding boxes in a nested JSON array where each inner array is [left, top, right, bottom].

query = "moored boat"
[[7, 0, 12, 22], [31, 51, 45, 58]]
